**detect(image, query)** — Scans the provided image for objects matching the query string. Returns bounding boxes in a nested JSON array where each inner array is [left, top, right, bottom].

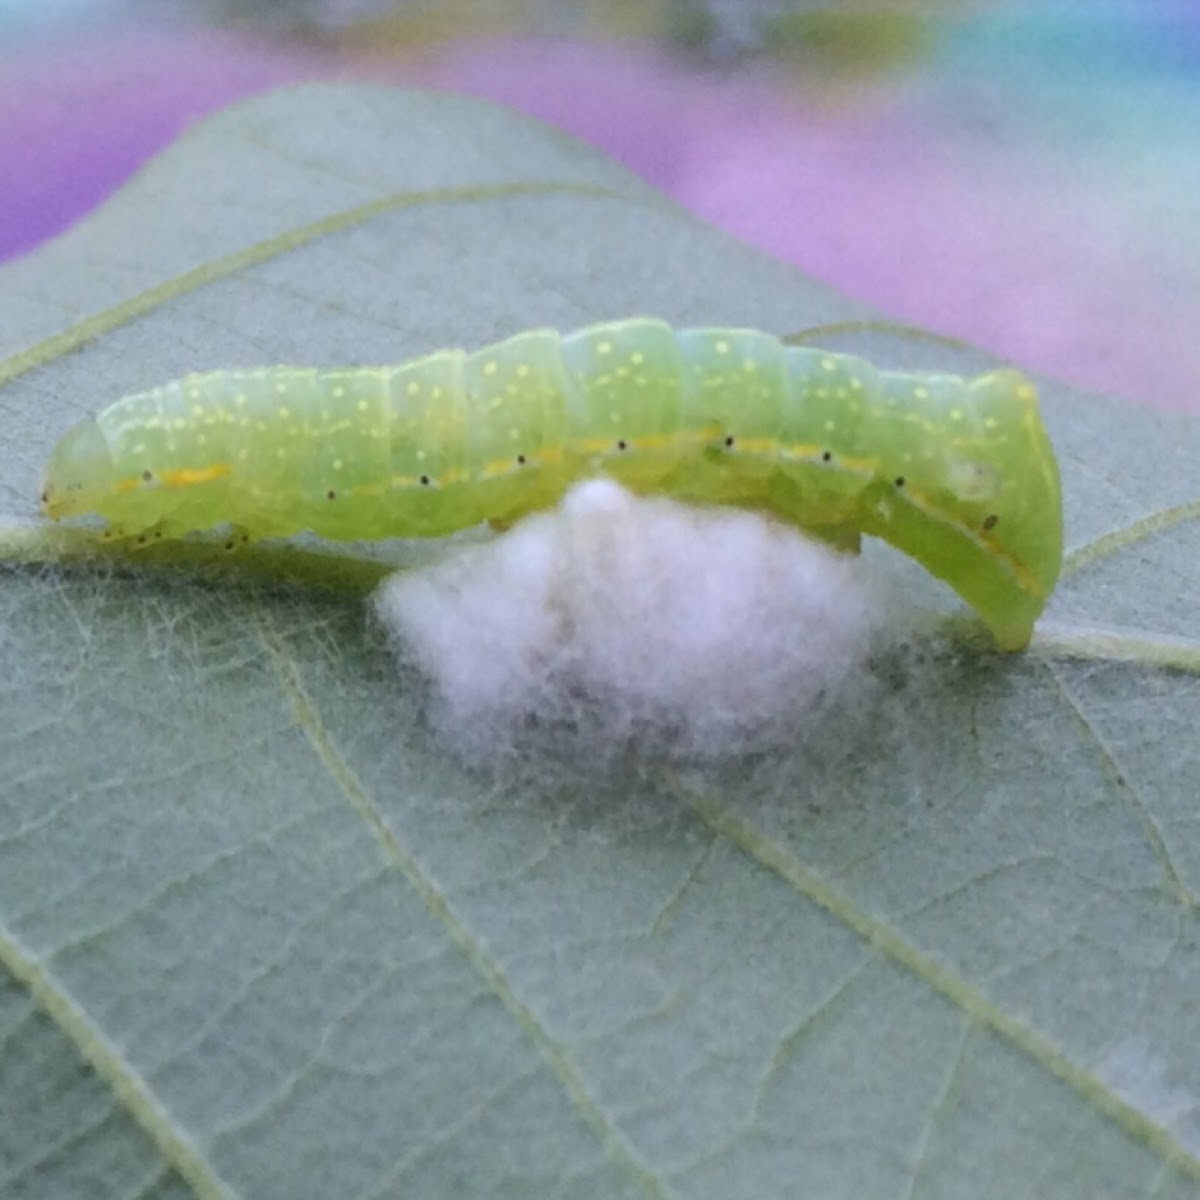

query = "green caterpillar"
[[40, 317, 1062, 650]]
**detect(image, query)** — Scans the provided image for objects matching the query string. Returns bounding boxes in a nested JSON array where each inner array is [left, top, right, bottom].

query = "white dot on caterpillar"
[[332, 385, 345, 398], [516, 364, 530, 377], [238, 448, 249, 460], [821, 358, 836, 372], [984, 416, 999, 430], [406, 381, 420, 396], [1017, 384, 1036, 401], [357, 399, 369, 412], [849, 378, 863, 390], [508, 428, 520, 440], [824, 419, 836, 432], [234, 393, 247, 407], [275, 383, 287, 395], [742, 360, 758, 373], [187, 387, 201, 401], [483, 361, 498, 376], [715, 339, 730, 355], [631, 351, 644, 365], [275, 448, 286, 459], [950, 409, 965, 422], [914, 386, 929, 400], [332, 459, 343, 470], [597, 341, 613, 355], [277, 406, 291, 419]]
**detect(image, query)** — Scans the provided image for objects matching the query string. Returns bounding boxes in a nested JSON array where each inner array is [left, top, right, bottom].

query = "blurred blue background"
[[1, 1, 1197, 408]]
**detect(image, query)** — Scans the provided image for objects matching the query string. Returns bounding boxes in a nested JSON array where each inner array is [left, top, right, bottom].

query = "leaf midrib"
[[0, 179, 644, 391]]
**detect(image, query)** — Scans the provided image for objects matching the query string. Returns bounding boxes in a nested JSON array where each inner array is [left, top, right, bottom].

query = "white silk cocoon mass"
[[373, 480, 882, 762]]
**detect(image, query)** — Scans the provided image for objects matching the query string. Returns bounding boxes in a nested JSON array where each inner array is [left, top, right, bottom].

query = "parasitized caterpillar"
[[41, 317, 1062, 650]]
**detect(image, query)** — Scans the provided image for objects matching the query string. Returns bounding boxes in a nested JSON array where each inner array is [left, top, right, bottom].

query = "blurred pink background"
[[2, 5, 1198, 409]]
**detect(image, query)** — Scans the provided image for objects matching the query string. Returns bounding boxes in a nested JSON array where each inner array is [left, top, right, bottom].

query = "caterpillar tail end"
[[989, 617, 1035, 654], [972, 582, 1052, 653], [41, 417, 114, 521]]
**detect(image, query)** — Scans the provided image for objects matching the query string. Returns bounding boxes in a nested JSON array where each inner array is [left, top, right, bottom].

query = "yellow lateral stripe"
[[570, 431, 717, 456], [476, 464, 522, 481], [116, 464, 231, 493], [900, 483, 1044, 597], [476, 446, 567, 480], [631, 426, 724, 452], [345, 435, 1040, 600], [779, 443, 880, 475], [162, 465, 232, 488], [734, 437, 783, 455]]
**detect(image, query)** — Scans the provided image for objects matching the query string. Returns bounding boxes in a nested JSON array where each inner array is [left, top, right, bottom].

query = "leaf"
[[3, 82, 1200, 1200]]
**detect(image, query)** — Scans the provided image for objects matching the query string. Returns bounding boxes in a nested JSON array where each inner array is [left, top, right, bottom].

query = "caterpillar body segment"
[[41, 317, 1063, 650]]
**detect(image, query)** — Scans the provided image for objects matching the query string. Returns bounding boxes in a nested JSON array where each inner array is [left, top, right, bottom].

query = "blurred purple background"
[[2, 2, 1198, 409]]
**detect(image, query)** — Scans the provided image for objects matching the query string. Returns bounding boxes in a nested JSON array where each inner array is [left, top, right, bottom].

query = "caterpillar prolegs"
[[41, 317, 1062, 650]]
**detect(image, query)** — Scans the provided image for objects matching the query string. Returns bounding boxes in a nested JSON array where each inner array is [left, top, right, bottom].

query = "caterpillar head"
[[41, 418, 114, 520]]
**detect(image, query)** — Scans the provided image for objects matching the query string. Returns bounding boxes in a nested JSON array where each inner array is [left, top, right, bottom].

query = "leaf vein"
[[256, 618, 669, 1200], [0, 921, 236, 1199], [1040, 661, 1198, 911], [679, 786, 1200, 1181], [0, 180, 632, 390], [1062, 500, 1200, 579], [899, 1021, 972, 1200]]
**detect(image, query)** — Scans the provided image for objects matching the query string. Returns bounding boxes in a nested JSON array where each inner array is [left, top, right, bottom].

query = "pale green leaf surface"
[[2, 84, 1199, 1200]]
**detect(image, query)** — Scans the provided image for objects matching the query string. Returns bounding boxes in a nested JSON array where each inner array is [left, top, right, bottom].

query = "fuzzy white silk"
[[375, 480, 882, 761]]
